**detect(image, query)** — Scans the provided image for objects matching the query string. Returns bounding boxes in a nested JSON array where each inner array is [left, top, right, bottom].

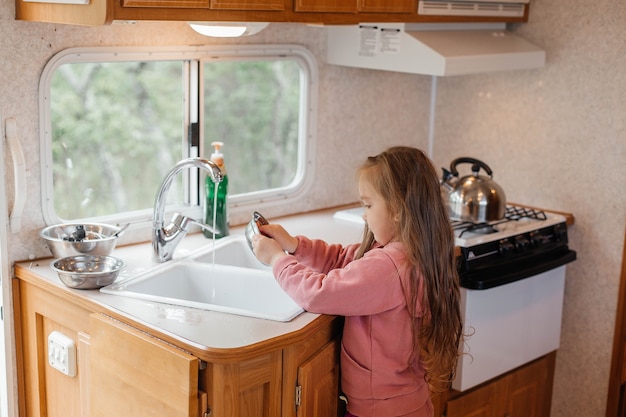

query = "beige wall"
[[431, 1, 625, 416], [1, 1, 624, 417]]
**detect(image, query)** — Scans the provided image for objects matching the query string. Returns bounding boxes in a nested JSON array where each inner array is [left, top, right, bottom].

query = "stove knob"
[[529, 231, 542, 248], [499, 239, 515, 256], [553, 223, 567, 242], [515, 235, 530, 251]]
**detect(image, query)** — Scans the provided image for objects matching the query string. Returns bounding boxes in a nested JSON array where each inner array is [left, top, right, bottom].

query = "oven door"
[[453, 264, 568, 391]]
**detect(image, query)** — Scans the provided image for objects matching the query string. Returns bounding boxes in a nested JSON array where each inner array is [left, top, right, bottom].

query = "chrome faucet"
[[153, 157, 224, 262]]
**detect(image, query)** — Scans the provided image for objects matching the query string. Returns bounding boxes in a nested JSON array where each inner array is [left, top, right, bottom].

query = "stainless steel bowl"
[[245, 211, 269, 250], [40, 223, 122, 258], [51, 255, 125, 289]]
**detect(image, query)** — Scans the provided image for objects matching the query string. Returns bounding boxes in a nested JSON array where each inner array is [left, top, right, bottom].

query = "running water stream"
[[211, 182, 219, 270]]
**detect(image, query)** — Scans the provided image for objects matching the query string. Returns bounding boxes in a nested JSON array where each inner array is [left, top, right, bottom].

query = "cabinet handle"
[[5, 117, 26, 234]]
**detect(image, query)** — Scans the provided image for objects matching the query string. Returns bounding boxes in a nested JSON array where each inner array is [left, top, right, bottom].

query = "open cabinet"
[[89, 314, 200, 417]]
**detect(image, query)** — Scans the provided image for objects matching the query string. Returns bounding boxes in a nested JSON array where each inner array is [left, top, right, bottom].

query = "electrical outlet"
[[48, 331, 77, 377]]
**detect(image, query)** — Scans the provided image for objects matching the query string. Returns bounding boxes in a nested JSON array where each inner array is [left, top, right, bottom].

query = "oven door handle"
[[461, 249, 577, 290]]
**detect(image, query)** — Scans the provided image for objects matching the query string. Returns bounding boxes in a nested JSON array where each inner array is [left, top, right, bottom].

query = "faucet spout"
[[153, 157, 224, 262]]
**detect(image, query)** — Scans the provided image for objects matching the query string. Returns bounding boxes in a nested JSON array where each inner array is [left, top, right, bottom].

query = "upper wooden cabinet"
[[211, 0, 286, 10], [15, 0, 529, 25], [361, 0, 417, 13], [121, 0, 286, 10], [295, 0, 416, 13]]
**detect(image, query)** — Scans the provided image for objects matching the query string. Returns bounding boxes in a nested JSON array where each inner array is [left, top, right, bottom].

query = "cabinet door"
[[122, 0, 282, 11], [446, 354, 555, 417], [294, 0, 358, 13], [121, 0, 210, 8], [360, 0, 416, 13], [211, 351, 283, 417], [211, 0, 285, 10], [296, 341, 340, 417], [506, 355, 552, 417], [295, 0, 415, 13], [89, 313, 199, 417], [446, 381, 500, 417]]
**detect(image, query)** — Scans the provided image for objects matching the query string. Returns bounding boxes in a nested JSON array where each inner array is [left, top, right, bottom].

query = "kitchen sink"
[[100, 235, 302, 322]]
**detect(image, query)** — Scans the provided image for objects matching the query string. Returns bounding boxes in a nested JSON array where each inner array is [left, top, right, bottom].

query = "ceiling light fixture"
[[188, 22, 269, 37]]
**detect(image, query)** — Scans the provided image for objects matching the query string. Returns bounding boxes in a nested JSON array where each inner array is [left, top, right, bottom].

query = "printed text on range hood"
[[326, 23, 546, 76]]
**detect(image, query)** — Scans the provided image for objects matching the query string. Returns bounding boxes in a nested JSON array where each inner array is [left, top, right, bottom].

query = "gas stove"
[[453, 205, 553, 245], [454, 205, 576, 289]]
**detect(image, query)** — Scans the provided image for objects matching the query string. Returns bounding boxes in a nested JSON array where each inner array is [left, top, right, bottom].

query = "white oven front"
[[452, 265, 567, 391]]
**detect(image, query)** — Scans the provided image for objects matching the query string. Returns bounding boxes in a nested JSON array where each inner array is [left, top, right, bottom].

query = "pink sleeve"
[[272, 237, 406, 316], [291, 236, 360, 272]]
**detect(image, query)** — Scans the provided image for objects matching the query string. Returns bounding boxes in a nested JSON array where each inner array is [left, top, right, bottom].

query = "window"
[[40, 46, 317, 226]]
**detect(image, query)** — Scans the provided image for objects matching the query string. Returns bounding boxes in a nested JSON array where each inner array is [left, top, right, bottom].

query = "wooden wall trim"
[[606, 225, 626, 417]]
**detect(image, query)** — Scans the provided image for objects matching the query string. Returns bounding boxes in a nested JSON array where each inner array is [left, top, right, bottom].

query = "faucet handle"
[[170, 213, 221, 236]]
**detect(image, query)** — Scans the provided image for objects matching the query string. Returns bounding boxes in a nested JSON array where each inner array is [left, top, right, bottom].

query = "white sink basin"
[[101, 235, 303, 322], [190, 235, 270, 270], [101, 262, 303, 321]]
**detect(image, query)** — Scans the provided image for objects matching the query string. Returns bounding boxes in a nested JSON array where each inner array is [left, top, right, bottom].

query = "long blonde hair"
[[356, 146, 462, 393]]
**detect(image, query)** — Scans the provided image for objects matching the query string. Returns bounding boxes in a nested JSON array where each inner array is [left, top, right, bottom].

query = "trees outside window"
[[40, 46, 315, 224]]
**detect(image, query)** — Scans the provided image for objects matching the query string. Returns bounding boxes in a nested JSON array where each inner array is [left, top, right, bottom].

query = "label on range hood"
[[357, 24, 403, 57]]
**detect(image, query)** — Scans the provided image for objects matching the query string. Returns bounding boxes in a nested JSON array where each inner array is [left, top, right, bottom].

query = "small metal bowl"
[[40, 223, 122, 258], [51, 255, 125, 290], [245, 211, 269, 250]]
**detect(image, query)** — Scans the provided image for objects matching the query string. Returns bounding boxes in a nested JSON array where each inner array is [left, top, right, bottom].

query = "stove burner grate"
[[452, 205, 547, 237], [504, 205, 547, 221]]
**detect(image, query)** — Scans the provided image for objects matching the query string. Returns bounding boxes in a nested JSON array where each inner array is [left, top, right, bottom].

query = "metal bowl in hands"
[[51, 255, 125, 289], [245, 211, 270, 250], [40, 223, 125, 258]]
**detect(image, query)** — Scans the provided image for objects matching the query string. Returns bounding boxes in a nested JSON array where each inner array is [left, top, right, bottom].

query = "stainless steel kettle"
[[440, 157, 506, 223]]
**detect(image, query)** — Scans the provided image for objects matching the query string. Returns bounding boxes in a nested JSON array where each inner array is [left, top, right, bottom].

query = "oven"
[[451, 205, 576, 391]]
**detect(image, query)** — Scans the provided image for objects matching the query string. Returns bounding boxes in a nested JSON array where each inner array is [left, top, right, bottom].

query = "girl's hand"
[[258, 224, 299, 254], [251, 234, 287, 266]]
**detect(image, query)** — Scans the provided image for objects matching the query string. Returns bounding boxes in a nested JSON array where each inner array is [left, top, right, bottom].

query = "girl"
[[251, 146, 462, 417]]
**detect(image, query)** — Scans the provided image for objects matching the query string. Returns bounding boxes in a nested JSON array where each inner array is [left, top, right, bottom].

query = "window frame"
[[39, 45, 317, 230]]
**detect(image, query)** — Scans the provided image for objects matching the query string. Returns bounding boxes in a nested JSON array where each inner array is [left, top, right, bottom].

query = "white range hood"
[[326, 23, 546, 76]]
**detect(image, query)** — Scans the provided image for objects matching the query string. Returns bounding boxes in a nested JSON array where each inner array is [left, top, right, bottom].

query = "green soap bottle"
[[204, 141, 229, 239]]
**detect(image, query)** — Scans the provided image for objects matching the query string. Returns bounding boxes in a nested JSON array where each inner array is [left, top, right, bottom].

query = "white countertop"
[[17, 207, 363, 353]]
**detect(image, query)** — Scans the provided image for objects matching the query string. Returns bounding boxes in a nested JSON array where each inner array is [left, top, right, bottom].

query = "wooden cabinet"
[[211, 0, 286, 10], [444, 352, 556, 417], [209, 351, 283, 416], [121, 0, 285, 10], [296, 341, 340, 417], [13, 277, 200, 417], [89, 314, 200, 417], [294, 0, 415, 13], [361, 0, 417, 13], [294, 0, 357, 13], [13, 269, 342, 417], [15, 0, 529, 26], [13, 277, 92, 417]]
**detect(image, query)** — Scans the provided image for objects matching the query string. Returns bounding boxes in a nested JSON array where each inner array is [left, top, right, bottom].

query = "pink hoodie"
[[273, 236, 431, 417]]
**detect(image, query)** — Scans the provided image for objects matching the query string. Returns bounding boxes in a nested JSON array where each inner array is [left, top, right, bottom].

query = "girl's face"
[[358, 176, 397, 246]]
